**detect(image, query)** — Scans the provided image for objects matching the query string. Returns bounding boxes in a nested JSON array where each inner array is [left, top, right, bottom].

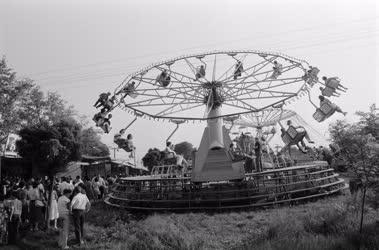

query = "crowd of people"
[[0, 174, 117, 248]]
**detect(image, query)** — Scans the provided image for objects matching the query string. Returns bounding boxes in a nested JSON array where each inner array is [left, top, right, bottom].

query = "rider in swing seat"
[[319, 86, 341, 97], [271, 61, 283, 79], [318, 95, 347, 116], [164, 141, 186, 166], [113, 129, 128, 148], [126, 134, 136, 158], [195, 65, 206, 80], [233, 61, 243, 80], [93, 108, 108, 126], [286, 120, 314, 145], [103, 95, 116, 112], [94, 92, 111, 109], [117, 81, 136, 99], [302, 66, 319, 86], [157, 70, 171, 87], [322, 76, 348, 92], [101, 114, 112, 134]]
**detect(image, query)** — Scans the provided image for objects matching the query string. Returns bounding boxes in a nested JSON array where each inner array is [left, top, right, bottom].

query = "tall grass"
[[22, 194, 379, 250]]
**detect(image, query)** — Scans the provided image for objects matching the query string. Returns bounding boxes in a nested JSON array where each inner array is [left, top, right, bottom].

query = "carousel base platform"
[[105, 161, 347, 212]]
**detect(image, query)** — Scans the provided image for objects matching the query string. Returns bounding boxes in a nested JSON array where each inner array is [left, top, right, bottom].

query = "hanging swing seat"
[[313, 102, 335, 122], [325, 77, 340, 89], [281, 126, 306, 145], [321, 86, 336, 97], [114, 138, 134, 152], [124, 84, 138, 98], [156, 71, 171, 87], [196, 66, 206, 79], [306, 67, 320, 86]]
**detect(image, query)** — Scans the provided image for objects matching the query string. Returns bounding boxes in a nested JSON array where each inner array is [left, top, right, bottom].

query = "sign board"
[[1, 133, 20, 157]]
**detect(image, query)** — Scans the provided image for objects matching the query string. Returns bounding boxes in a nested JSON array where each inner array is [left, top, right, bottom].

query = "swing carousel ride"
[[93, 50, 348, 211]]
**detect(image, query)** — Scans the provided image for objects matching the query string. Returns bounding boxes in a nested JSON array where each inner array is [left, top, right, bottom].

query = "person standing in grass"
[[254, 137, 263, 172], [57, 189, 72, 249], [5, 191, 22, 244], [70, 184, 91, 247], [48, 186, 59, 229]]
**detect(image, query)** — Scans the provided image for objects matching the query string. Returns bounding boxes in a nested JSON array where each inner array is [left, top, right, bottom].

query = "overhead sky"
[[1, 0, 378, 161]]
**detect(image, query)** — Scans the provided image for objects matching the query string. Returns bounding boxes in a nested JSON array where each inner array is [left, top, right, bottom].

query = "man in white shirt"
[[57, 189, 72, 249], [70, 184, 91, 246], [58, 177, 74, 194]]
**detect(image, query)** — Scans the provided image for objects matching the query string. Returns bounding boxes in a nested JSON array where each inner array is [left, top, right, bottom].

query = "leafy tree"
[[0, 57, 34, 143], [142, 148, 162, 172], [18, 86, 76, 126], [356, 104, 378, 140], [16, 119, 82, 177], [17, 119, 82, 225], [329, 105, 379, 242], [174, 141, 194, 160], [0, 57, 76, 143], [81, 127, 110, 156]]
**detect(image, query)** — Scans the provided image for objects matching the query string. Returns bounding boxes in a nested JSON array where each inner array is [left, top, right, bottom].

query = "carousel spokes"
[[109, 50, 311, 121]]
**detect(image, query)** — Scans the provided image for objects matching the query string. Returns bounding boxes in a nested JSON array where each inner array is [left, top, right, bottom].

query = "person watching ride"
[[254, 137, 263, 172]]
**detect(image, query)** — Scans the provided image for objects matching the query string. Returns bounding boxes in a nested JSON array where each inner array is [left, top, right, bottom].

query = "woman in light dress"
[[48, 186, 59, 229]]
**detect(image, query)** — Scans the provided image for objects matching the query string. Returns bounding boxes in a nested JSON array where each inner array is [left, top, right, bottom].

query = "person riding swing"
[[233, 60, 243, 80], [318, 95, 347, 116], [101, 114, 112, 134], [322, 76, 348, 92], [116, 81, 137, 99], [94, 92, 111, 109], [195, 65, 206, 80], [271, 61, 283, 79], [286, 120, 314, 151], [157, 69, 171, 87]]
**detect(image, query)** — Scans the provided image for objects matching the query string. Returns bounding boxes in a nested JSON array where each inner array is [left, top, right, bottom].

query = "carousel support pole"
[[166, 123, 180, 143]]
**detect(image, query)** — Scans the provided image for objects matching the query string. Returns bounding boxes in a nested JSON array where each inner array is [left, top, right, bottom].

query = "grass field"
[[20, 192, 379, 250]]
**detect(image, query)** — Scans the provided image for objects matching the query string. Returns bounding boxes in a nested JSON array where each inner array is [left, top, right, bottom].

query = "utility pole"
[[109, 146, 118, 159]]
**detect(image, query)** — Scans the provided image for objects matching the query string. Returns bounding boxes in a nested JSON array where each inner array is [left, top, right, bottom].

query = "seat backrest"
[[287, 126, 298, 139], [320, 102, 333, 114], [313, 109, 325, 122]]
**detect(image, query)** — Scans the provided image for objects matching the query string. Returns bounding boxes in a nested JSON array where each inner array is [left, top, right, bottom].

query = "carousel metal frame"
[[103, 50, 347, 212]]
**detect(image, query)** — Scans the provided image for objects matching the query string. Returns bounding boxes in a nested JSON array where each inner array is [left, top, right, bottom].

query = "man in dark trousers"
[[254, 137, 263, 172], [70, 184, 91, 246]]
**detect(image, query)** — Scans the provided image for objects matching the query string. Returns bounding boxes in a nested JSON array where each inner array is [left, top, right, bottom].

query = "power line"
[[27, 16, 379, 78], [35, 29, 379, 89]]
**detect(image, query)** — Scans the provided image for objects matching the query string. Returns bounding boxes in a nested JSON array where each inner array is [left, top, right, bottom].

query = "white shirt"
[[58, 181, 74, 193], [70, 193, 90, 211]]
